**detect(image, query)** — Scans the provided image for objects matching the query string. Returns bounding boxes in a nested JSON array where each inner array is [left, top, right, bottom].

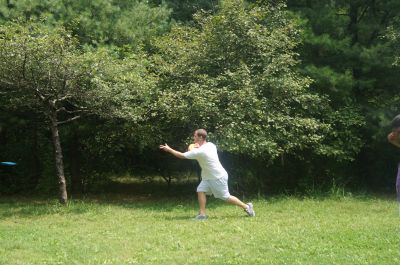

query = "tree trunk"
[[50, 111, 68, 204], [348, 2, 363, 100], [348, 2, 359, 47]]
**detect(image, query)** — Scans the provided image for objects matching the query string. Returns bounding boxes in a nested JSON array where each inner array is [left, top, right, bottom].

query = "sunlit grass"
[[0, 195, 399, 264]]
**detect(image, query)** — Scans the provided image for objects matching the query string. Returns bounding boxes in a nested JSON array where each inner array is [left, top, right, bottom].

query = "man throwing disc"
[[160, 129, 255, 220]]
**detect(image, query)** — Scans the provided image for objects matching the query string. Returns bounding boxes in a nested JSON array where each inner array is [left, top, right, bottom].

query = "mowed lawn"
[[0, 195, 399, 265]]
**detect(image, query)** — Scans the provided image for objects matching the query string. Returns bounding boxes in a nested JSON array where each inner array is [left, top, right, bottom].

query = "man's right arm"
[[159, 144, 186, 159]]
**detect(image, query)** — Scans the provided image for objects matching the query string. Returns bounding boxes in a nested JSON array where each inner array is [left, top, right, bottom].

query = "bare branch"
[[22, 49, 27, 79], [34, 88, 45, 101], [357, 6, 369, 23], [56, 107, 65, 113], [62, 72, 67, 92], [56, 107, 82, 114], [0, 79, 18, 89], [57, 115, 81, 125], [47, 70, 52, 91], [54, 94, 73, 103], [65, 100, 89, 110]]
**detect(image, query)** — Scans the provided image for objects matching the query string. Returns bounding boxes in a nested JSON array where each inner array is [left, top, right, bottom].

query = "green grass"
[[0, 195, 399, 265]]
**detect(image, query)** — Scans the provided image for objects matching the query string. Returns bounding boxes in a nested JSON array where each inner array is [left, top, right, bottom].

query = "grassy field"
[[0, 194, 399, 265]]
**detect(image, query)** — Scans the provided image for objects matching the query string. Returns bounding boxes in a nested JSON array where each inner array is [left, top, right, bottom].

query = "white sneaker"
[[194, 214, 208, 220], [244, 203, 255, 217]]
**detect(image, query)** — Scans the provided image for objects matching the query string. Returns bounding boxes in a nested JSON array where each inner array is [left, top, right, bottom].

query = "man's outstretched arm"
[[160, 144, 186, 159]]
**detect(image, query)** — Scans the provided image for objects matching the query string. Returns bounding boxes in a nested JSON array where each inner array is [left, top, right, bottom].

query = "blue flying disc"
[[0, 162, 17, 166]]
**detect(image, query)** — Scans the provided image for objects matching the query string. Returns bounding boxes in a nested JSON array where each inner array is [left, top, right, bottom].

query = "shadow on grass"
[[0, 196, 188, 219], [0, 192, 235, 219], [0, 178, 199, 218], [0, 177, 397, 219]]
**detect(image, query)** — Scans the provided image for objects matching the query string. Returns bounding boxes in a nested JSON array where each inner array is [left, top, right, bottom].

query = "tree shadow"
[[0, 197, 75, 219], [0, 191, 230, 219], [0, 177, 200, 218], [1, 182, 396, 219]]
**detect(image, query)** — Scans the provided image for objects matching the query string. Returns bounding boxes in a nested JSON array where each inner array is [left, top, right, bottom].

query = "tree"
[[151, 0, 364, 190], [287, 0, 400, 104], [0, 22, 155, 203], [0, 0, 172, 48], [287, 0, 400, 188], [387, 16, 400, 65], [149, 0, 219, 22]]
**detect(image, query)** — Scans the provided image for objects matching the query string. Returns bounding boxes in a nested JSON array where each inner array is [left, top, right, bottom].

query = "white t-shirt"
[[183, 142, 228, 180]]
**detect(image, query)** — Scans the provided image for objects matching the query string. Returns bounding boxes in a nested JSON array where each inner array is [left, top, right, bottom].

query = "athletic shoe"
[[245, 203, 255, 217], [194, 214, 208, 220]]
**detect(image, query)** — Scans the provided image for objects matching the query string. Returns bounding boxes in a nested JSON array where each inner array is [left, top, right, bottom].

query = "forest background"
[[1, 0, 399, 203]]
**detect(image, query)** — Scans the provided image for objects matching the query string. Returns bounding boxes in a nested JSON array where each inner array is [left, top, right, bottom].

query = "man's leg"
[[197, 192, 207, 215], [226, 195, 255, 217], [226, 195, 247, 209], [209, 177, 255, 217]]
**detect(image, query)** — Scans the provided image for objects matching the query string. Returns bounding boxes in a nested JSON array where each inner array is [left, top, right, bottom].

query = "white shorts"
[[196, 176, 231, 200]]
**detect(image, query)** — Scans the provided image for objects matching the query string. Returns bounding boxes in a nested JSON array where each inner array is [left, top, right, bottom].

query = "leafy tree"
[[387, 16, 400, 65], [151, 0, 364, 190], [0, 22, 155, 203], [287, 0, 400, 104], [0, 0, 172, 48], [149, 0, 219, 22], [287, 0, 400, 188]]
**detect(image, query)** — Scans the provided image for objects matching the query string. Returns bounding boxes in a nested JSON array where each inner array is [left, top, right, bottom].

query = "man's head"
[[193, 129, 207, 144]]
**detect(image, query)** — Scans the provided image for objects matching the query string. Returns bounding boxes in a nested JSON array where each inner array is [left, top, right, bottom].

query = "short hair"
[[195, 129, 207, 139], [392, 114, 400, 129]]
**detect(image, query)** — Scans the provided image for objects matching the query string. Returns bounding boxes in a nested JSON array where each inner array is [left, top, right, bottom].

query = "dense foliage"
[[0, 22, 155, 202], [287, 0, 400, 188], [0, 0, 172, 47], [0, 0, 399, 198]]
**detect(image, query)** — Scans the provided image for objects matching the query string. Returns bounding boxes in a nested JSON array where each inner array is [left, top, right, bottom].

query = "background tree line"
[[0, 0, 399, 203]]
